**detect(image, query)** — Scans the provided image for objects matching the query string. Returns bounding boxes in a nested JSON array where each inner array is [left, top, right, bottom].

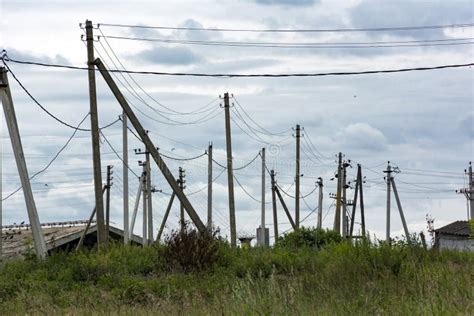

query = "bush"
[[161, 222, 223, 273], [276, 227, 342, 249]]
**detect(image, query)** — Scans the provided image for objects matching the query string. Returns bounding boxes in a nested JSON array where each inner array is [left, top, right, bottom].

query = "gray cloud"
[[254, 0, 318, 6], [4, 47, 70, 65], [134, 46, 201, 65]]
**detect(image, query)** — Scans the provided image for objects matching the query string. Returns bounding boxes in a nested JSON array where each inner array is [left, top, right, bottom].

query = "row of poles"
[[1, 20, 473, 258]]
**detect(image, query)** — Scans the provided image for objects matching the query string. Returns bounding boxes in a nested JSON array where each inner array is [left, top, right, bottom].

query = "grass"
[[0, 238, 472, 315]]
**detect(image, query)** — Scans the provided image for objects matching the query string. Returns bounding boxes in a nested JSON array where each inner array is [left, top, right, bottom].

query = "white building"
[[434, 221, 473, 251]]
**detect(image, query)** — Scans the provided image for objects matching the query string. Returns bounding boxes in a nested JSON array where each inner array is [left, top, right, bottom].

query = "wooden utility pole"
[[223, 92, 237, 247], [384, 162, 392, 242], [129, 173, 143, 240], [146, 152, 153, 244], [295, 124, 301, 229], [260, 148, 266, 246], [0, 67, 47, 258], [207, 142, 213, 229], [334, 152, 342, 234], [270, 170, 278, 240], [105, 165, 113, 238], [317, 177, 323, 229], [157, 192, 176, 241], [178, 167, 186, 231], [95, 59, 206, 233], [85, 20, 106, 247], [122, 112, 129, 244]]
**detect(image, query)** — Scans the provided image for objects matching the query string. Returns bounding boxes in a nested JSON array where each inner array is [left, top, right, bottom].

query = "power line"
[[4, 55, 473, 78], [99, 131, 140, 178], [2, 113, 90, 201], [98, 22, 474, 33], [101, 35, 474, 49]]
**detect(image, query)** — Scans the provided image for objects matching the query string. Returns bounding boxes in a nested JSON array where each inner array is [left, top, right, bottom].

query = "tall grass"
[[0, 238, 472, 314]]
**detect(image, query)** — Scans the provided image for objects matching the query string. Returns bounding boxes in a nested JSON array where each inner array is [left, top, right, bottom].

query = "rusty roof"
[[434, 221, 470, 237]]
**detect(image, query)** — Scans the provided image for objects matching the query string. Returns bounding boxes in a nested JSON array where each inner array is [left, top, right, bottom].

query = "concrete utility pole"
[[157, 192, 176, 241], [384, 162, 392, 242], [129, 173, 143, 240], [76, 186, 106, 251], [342, 161, 349, 238], [95, 59, 206, 232], [391, 177, 410, 239], [334, 152, 342, 234], [359, 165, 366, 237], [146, 152, 153, 244], [85, 20, 107, 248], [275, 185, 297, 230], [178, 167, 186, 232], [140, 161, 147, 246], [122, 112, 129, 244], [469, 162, 474, 220], [317, 177, 323, 229], [295, 124, 301, 229], [207, 142, 213, 229], [270, 170, 278, 240], [0, 67, 47, 258], [260, 148, 266, 247], [105, 165, 113, 238], [349, 166, 360, 237], [223, 92, 237, 247]]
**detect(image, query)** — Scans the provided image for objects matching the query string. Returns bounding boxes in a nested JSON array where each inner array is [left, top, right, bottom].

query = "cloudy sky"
[[1, 0, 473, 244]]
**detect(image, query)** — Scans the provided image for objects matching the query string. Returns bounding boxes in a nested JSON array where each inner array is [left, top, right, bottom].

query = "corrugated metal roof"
[[435, 221, 470, 237]]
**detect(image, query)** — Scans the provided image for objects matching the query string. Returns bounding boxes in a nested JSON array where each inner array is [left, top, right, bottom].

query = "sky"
[[0, 0, 473, 245]]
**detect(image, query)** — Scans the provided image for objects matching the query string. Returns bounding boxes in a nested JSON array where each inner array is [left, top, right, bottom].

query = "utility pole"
[[260, 148, 266, 247], [275, 184, 297, 230], [349, 166, 360, 237], [295, 124, 301, 229], [157, 192, 176, 241], [95, 59, 206, 233], [85, 20, 106, 248], [458, 162, 474, 220], [384, 162, 392, 242], [105, 165, 113, 238], [0, 67, 47, 258], [207, 142, 213, 229], [178, 167, 186, 232], [334, 152, 343, 234], [317, 177, 323, 229], [223, 92, 237, 247], [76, 186, 106, 251], [391, 177, 410, 239], [129, 173, 143, 240], [146, 152, 153, 244], [122, 112, 129, 244], [271, 170, 278, 240], [140, 160, 147, 246], [359, 165, 366, 237], [342, 160, 350, 238]]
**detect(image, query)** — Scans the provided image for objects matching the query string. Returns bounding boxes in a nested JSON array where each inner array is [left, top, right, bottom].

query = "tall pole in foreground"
[[0, 68, 46, 258], [334, 152, 342, 234], [384, 162, 392, 242], [207, 142, 213, 229], [223, 92, 237, 247], [295, 124, 301, 229], [317, 177, 323, 229], [85, 20, 106, 247], [271, 170, 278, 240], [122, 112, 129, 244], [179, 167, 186, 232], [260, 148, 266, 246]]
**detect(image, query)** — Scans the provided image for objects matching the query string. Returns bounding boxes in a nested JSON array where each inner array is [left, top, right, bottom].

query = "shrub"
[[161, 222, 223, 273], [276, 227, 342, 249]]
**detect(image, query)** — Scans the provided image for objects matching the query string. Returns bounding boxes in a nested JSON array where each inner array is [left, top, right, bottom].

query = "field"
[[0, 229, 472, 315]]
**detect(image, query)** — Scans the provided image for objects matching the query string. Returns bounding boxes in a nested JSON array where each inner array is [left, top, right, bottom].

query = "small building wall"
[[437, 235, 474, 251]]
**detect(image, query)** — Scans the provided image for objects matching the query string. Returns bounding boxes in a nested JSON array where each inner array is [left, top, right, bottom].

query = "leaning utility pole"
[[223, 92, 237, 247], [122, 112, 129, 244], [391, 177, 410, 239], [129, 173, 143, 240], [207, 142, 213, 229], [157, 192, 176, 241], [95, 59, 206, 232], [317, 177, 323, 229], [178, 167, 186, 231], [0, 67, 47, 258], [85, 20, 106, 247], [105, 165, 113, 238], [260, 148, 266, 246], [271, 170, 278, 240], [349, 165, 360, 237], [146, 152, 153, 244], [334, 152, 343, 234], [295, 124, 301, 229], [384, 162, 392, 242]]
